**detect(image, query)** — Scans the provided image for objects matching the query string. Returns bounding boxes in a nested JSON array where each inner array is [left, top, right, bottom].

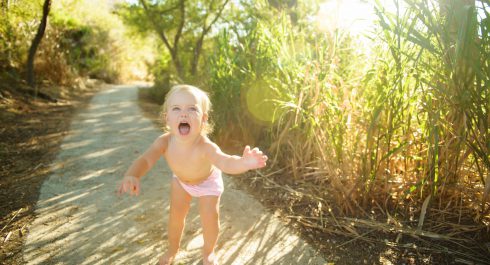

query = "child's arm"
[[117, 134, 169, 196], [204, 142, 268, 175]]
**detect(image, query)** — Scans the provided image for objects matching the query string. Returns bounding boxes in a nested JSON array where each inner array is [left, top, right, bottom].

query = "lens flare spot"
[[245, 82, 283, 124]]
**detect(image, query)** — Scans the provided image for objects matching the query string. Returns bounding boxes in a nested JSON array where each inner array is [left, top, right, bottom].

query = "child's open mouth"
[[178, 122, 190, 135]]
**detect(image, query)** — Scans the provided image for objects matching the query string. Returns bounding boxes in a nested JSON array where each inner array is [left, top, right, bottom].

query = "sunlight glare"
[[316, 0, 377, 34], [316, 0, 407, 35]]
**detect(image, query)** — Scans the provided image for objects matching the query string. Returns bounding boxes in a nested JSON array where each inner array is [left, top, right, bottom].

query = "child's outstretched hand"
[[117, 175, 140, 196], [241, 145, 268, 170]]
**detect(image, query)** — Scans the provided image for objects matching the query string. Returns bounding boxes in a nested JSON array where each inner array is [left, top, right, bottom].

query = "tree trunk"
[[26, 0, 51, 91], [191, 33, 205, 76]]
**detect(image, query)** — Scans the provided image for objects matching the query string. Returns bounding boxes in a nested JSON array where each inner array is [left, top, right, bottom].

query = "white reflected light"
[[316, 0, 407, 35]]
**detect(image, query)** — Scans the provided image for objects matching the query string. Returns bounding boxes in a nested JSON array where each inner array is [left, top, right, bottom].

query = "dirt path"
[[22, 85, 326, 265]]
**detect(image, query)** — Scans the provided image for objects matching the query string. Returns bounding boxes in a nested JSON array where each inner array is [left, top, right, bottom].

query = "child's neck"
[[171, 133, 202, 149]]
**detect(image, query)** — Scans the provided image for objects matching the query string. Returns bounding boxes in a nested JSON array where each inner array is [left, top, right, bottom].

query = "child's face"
[[165, 90, 207, 139]]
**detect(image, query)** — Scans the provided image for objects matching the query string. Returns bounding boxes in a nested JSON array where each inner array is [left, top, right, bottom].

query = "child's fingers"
[[135, 181, 140, 196], [259, 156, 268, 166], [132, 185, 139, 196], [129, 178, 140, 196], [117, 182, 127, 196], [116, 177, 141, 196], [126, 179, 132, 195], [256, 155, 268, 168], [129, 180, 136, 196], [128, 184, 133, 196], [243, 145, 251, 156], [124, 180, 132, 194]]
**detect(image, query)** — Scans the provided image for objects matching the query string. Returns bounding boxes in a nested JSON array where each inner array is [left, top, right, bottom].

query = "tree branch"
[[205, 0, 230, 35], [191, 0, 230, 74], [139, 0, 173, 53], [173, 0, 185, 52]]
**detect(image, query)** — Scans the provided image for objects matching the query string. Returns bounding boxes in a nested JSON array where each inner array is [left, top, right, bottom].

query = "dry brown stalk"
[[0, 208, 23, 234], [295, 213, 472, 243], [341, 217, 466, 242], [417, 195, 431, 230]]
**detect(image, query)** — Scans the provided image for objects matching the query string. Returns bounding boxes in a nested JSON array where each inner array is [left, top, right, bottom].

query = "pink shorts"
[[173, 168, 224, 197]]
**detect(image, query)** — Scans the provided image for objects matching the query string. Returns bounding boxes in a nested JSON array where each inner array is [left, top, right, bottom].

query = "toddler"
[[117, 84, 268, 265]]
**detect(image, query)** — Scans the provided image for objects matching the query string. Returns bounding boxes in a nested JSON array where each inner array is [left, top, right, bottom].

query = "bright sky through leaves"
[[316, 0, 408, 35], [316, 0, 488, 36]]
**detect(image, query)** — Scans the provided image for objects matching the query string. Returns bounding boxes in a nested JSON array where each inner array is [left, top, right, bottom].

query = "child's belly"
[[169, 165, 214, 185]]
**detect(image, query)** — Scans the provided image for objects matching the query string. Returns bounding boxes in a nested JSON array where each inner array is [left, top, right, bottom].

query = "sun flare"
[[316, 0, 408, 35]]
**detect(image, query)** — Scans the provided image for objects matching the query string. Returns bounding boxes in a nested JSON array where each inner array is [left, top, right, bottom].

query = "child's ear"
[[202, 113, 208, 123]]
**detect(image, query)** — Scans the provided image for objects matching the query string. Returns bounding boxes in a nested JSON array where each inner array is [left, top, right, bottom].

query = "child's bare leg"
[[160, 178, 192, 265], [198, 196, 220, 265]]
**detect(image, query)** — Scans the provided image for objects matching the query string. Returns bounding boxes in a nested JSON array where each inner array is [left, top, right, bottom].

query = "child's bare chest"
[[164, 145, 212, 183]]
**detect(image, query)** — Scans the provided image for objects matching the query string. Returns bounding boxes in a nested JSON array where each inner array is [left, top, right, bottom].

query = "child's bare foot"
[[158, 250, 177, 265], [203, 252, 218, 265]]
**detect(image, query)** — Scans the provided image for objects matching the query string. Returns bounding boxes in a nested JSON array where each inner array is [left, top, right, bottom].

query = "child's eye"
[[172, 107, 180, 111], [189, 107, 198, 112]]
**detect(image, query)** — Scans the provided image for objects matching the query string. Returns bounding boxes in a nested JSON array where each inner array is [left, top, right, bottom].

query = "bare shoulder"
[[153, 133, 170, 152], [199, 136, 221, 154]]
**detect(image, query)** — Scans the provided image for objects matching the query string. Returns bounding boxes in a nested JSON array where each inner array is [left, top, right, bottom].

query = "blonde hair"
[[160, 84, 213, 135]]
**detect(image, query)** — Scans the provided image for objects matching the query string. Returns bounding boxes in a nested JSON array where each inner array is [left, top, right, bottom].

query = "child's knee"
[[200, 207, 219, 222], [172, 202, 190, 214], [170, 200, 191, 219]]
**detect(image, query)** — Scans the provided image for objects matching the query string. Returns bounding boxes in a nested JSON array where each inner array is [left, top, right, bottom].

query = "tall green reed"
[[374, 0, 489, 221]]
